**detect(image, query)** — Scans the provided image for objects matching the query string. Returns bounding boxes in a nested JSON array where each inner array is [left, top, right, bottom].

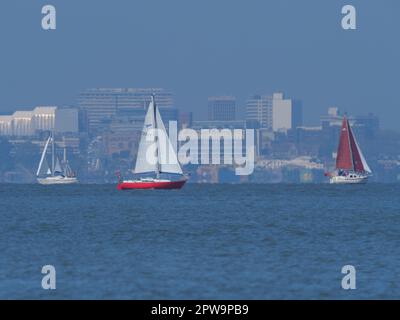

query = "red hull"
[[117, 179, 186, 190]]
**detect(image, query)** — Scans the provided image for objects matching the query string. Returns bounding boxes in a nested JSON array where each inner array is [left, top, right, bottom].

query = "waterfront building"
[[0, 106, 78, 136]]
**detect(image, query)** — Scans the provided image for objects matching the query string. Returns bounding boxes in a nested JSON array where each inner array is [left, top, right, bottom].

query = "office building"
[[246, 94, 273, 129], [78, 88, 175, 133], [208, 96, 236, 121], [246, 92, 302, 131]]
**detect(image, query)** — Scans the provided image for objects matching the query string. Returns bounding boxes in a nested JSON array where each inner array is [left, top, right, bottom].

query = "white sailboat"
[[37, 131, 78, 185], [117, 95, 187, 190]]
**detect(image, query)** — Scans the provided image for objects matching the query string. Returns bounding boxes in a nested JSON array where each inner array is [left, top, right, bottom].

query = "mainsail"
[[336, 118, 353, 170], [335, 116, 371, 174], [36, 136, 52, 176], [134, 96, 183, 176], [134, 97, 158, 174]]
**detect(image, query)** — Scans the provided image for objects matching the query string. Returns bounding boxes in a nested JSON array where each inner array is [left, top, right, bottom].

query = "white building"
[[272, 93, 302, 132], [0, 106, 78, 136], [246, 92, 302, 132]]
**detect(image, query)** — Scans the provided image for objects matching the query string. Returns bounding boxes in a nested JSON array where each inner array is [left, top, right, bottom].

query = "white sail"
[[155, 107, 183, 175], [36, 136, 52, 176], [134, 96, 183, 176], [134, 98, 159, 174], [54, 157, 62, 173], [353, 134, 372, 174], [38, 159, 51, 176]]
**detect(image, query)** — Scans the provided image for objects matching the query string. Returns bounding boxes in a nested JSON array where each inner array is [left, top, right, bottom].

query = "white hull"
[[37, 176, 78, 185], [330, 174, 368, 184]]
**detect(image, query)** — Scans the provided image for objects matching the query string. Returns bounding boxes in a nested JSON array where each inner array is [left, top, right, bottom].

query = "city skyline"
[[0, 85, 387, 184], [1, 1, 399, 129], [0, 87, 387, 134]]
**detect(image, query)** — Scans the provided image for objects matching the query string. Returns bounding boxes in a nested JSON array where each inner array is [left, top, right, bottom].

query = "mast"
[[346, 118, 355, 171], [51, 130, 55, 176], [63, 147, 67, 176], [152, 94, 161, 179]]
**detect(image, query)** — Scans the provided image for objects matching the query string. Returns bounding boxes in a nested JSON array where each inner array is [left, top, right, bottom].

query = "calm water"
[[1, 183, 400, 299]]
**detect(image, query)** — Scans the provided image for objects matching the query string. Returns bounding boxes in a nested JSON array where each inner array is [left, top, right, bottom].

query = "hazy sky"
[[0, 0, 399, 128]]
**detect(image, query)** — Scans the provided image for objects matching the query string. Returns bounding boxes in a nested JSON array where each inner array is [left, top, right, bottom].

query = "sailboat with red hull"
[[327, 116, 372, 184], [117, 95, 187, 190]]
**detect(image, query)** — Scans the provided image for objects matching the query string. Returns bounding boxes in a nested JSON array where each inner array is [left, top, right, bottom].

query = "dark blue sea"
[[1, 184, 400, 299]]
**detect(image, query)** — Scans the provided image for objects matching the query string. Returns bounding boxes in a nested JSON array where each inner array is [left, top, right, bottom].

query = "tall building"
[[246, 94, 273, 129], [208, 96, 236, 121], [272, 93, 302, 132], [0, 106, 78, 136], [246, 92, 302, 131], [78, 88, 174, 133]]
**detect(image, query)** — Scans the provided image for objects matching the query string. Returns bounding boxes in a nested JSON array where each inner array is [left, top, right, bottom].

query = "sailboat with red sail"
[[117, 95, 187, 190], [327, 116, 372, 184]]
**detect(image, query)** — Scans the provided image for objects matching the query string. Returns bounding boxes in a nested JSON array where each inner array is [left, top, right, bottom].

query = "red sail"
[[348, 124, 365, 172], [336, 117, 353, 170]]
